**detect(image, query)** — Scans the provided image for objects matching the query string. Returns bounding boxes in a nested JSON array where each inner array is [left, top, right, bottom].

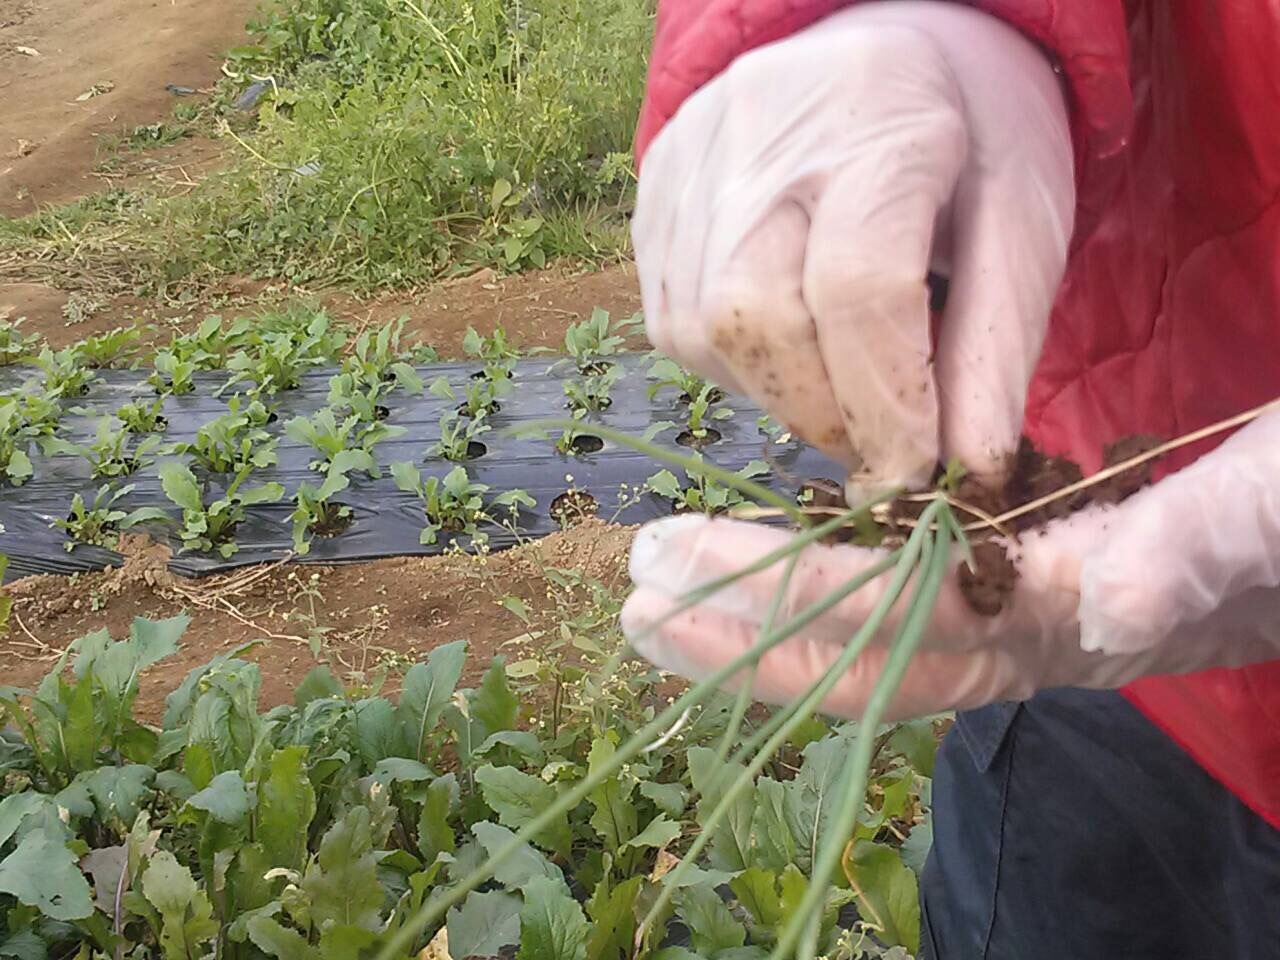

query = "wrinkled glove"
[[632, 1, 1075, 495], [623, 407, 1280, 720]]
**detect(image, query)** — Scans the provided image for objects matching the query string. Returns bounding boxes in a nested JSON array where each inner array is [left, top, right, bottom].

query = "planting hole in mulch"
[[679, 388, 725, 405], [676, 428, 721, 449], [567, 434, 604, 455], [456, 402, 500, 418], [580, 360, 615, 376], [309, 502, 353, 538], [375, 405, 391, 421], [462, 441, 487, 460], [264, 411, 279, 424], [550, 490, 599, 525]]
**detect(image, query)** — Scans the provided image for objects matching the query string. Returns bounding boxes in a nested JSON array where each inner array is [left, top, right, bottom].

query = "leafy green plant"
[[51, 484, 167, 550], [429, 375, 509, 420], [116, 395, 168, 434], [564, 363, 623, 415], [682, 382, 734, 445], [327, 371, 395, 424], [169, 397, 277, 474], [343, 316, 424, 393], [562, 307, 641, 371], [0, 312, 40, 364], [284, 406, 404, 487], [427, 409, 491, 462], [147, 347, 197, 395], [32, 345, 98, 398], [44, 416, 162, 479], [391, 463, 532, 545], [0, 398, 36, 485], [463, 327, 519, 381], [159, 461, 284, 557], [168, 314, 256, 369], [290, 483, 354, 556], [70, 324, 144, 368], [648, 355, 724, 404], [225, 307, 345, 393], [646, 457, 770, 514]]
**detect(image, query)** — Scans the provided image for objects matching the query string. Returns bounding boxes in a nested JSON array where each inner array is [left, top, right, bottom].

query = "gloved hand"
[[623, 407, 1280, 720], [631, 1, 1075, 496]]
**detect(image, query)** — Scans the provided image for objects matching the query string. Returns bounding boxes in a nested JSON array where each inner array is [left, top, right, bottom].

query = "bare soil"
[[1, 522, 635, 722], [0, 0, 258, 215]]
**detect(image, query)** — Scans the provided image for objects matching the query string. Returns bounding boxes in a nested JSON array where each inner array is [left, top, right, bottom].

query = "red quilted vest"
[[635, 0, 1280, 828]]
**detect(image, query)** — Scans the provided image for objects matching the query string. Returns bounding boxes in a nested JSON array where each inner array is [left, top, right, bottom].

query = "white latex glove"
[[632, 1, 1075, 495], [622, 407, 1280, 721]]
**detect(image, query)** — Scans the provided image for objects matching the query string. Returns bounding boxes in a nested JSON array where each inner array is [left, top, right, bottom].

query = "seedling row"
[[0, 310, 840, 580]]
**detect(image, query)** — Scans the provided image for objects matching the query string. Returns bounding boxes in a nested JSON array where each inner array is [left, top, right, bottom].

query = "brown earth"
[[0, 261, 643, 357], [1, 522, 636, 723], [0, 0, 259, 215]]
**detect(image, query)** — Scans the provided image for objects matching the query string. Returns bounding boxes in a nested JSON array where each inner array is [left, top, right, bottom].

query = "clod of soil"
[[676, 428, 721, 449], [1094, 434, 1164, 504], [550, 490, 599, 525], [799, 478, 847, 510], [957, 541, 1019, 617]]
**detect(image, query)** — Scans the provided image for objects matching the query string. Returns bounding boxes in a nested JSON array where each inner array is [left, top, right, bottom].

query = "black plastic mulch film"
[[0, 356, 845, 582]]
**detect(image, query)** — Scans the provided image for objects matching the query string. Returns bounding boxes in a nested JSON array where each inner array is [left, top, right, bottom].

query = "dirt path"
[[0, 0, 259, 215]]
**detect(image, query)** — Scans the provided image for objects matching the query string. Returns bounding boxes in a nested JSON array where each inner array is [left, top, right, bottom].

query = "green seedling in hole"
[[32, 345, 98, 398], [284, 406, 403, 488], [0, 313, 40, 364], [224, 308, 345, 394], [169, 314, 255, 370], [327, 371, 395, 423], [648, 354, 724, 404], [646, 456, 770, 514], [391, 462, 533, 546], [147, 347, 197, 395], [70, 324, 143, 369], [554, 415, 673, 456], [0, 398, 36, 485], [115, 395, 167, 434], [685, 382, 734, 442], [52, 484, 167, 550], [11, 389, 62, 438], [564, 362, 623, 415], [44, 417, 162, 480], [290, 483, 354, 556], [562, 306, 642, 371], [169, 398, 277, 474], [463, 325, 519, 381], [427, 409, 491, 462], [159, 461, 284, 558], [429, 374, 509, 419], [343, 316, 424, 392]]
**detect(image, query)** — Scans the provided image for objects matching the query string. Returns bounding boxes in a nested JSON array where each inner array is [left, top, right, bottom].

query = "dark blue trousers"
[[920, 689, 1280, 959]]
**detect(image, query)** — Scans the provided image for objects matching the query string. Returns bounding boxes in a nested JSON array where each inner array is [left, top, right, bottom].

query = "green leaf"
[[676, 884, 746, 955], [849, 841, 920, 952], [447, 890, 522, 959], [585, 738, 637, 854], [247, 916, 317, 960], [318, 925, 378, 960], [416, 774, 457, 865], [900, 820, 933, 877], [295, 665, 343, 706], [159, 461, 203, 512], [301, 806, 384, 932], [142, 850, 219, 956], [638, 781, 686, 820], [622, 814, 681, 852], [783, 730, 856, 873], [518, 876, 588, 960], [74, 764, 155, 824], [729, 867, 783, 929], [0, 930, 44, 960], [0, 793, 59, 848], [0, 828, 94, 920], [471, 821, 564, 887], [352, 697, 396, 768], [398, 640, 467, 759], [688, 747, 752, 872], [186, 769, 251, 824], [258, 746, 316, 872], [239, 482, 285, 506], [371, 757, 435, 784], [750, 778, 795, 873], [889, 719, 938, 778], [585, 875, 642, 960], [475, 764, 570, 858]]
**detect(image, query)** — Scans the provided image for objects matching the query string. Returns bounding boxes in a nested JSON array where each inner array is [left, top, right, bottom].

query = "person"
[[620, 3, 1280, 957]]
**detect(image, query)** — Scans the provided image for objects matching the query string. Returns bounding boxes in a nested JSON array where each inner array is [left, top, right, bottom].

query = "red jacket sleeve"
[[634, 0, 1134, 237]]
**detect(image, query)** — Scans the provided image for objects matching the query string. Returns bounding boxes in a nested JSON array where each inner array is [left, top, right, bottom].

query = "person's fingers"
[[622, 587, 1031, 721], [802, 79, 968, 495], [933, 110, 1074, 486]]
